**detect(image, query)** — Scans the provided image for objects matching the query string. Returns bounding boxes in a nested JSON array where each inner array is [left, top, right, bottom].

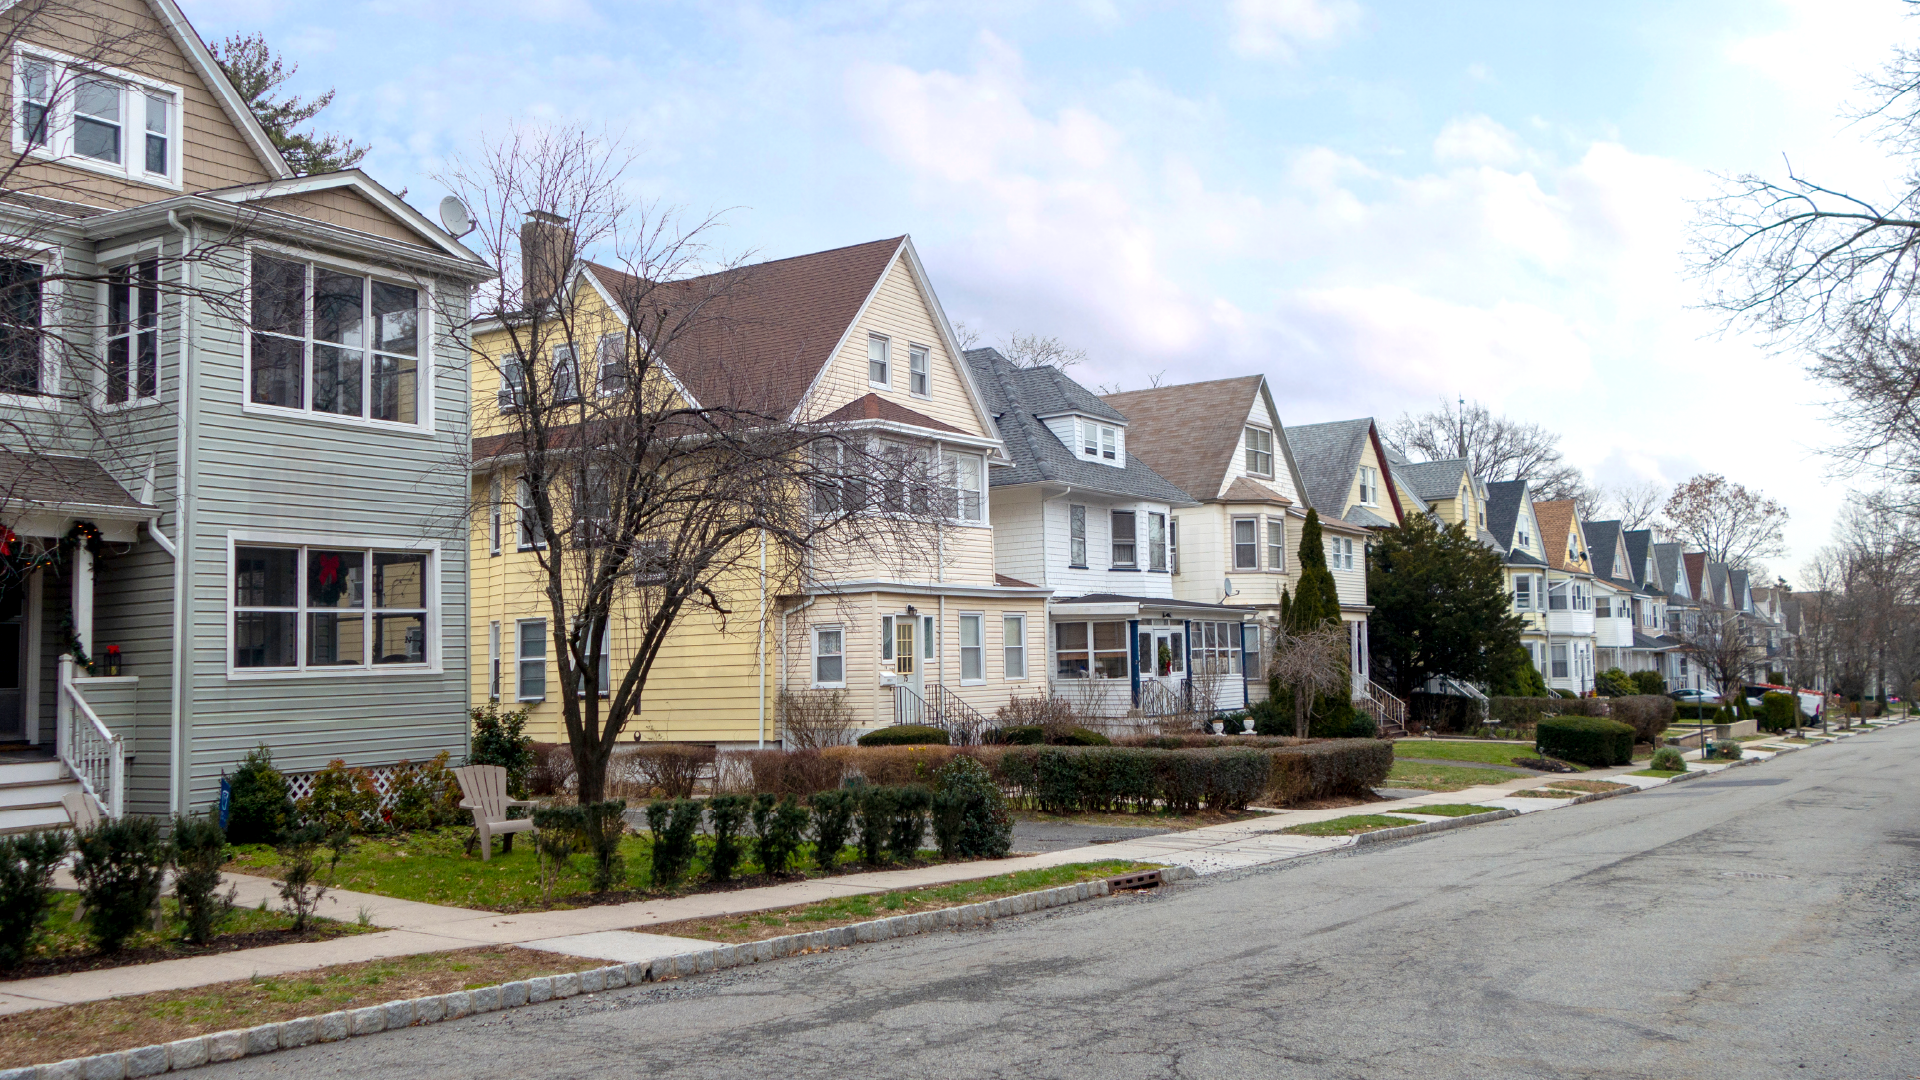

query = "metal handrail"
[[56, 655, 122, 818], [1357, 681, 1409, 738], [890, 682, 993, 745]]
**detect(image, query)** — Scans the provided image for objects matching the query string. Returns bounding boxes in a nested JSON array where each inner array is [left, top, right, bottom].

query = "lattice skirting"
[[283, 762, 418, 814]]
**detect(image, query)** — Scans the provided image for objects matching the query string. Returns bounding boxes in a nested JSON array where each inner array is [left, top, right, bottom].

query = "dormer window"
[[13, 48, 182, 189], [1244, 426, 1273, 477], [1078, 419, 1119, 463], [1357, 465, 1379, 506]]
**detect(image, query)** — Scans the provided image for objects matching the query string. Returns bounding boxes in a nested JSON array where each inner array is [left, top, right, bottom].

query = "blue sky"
[[189, 0, 1914, 578]]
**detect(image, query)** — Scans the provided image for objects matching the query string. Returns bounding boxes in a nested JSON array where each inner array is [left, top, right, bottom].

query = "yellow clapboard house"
[[469, 232, 1050, 745]]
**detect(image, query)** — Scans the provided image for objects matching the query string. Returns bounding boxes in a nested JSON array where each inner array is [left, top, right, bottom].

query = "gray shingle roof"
[[1393, 458, 1469, 502], [0, 452, 151, 516], [964, 349, 1194, 505], [1507, 549, 1546, 567], [1653, 543, 1687, 599], [1584, 520, 1623, 581], [1485, 479, 1530, 552], [1623, 529, 1654, 589], [1344, 505, 1395, 529], [1283, 418, 1374, 518]]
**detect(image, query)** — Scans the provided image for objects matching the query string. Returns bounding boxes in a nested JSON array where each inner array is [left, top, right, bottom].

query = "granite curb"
[[0, 870, 1194, 1079], [1353, 809, 1519, 845]]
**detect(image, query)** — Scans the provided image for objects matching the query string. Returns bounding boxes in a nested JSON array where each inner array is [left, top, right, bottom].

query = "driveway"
[[202, 722, 1920, 1079]]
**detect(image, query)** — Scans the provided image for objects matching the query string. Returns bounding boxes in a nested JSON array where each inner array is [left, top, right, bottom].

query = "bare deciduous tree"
[[1673, 605, 1758, 705], [447, 125, 953, 806], [1386, 399, 1588, 501], [1590, 480, 1668, 532], [1663, 474, 1789, 571], [1268, 624, 1348, 739]]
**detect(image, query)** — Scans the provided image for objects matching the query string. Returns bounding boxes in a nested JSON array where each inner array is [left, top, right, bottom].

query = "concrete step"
[[0, 803, 72, 834]]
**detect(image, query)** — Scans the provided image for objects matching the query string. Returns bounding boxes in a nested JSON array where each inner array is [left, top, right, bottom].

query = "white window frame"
[[0, 246, 54, 409], [1003, 613, 1027, 680], [958, 612, 984, 683], [224, 531, 443, 680], [1244, 426, 1274, 477], [100, 252, 161, 408], [1358, 465, 1378, 506], [488, 473, 502, 556], [488, 620, 501, 701], [867, 334, 891, 388], [908, 343, 930, 397], [497, 353, 524, 412], [1232, 517, 1258, 571], [1110, 510, 1137, 568], [943, 448, 985, 523], [595, 333, 626, 396], [812, 625, 846, 688], [1068, 504, 1087, 567], [1148, 512, 1167, 572], [517, 618, 547, 701], [241, 243, 435, 434], [552, 343, 580, 404], [1266, 517, 1285, 573], [11, 45, 184, 190], [1514, 575, 1532, 610], [1169, 518, 1179, 574], [516, 477, 547, 551]]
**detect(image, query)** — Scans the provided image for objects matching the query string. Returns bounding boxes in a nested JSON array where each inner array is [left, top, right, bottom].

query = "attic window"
[[1078, 419, 1118, 463], [1244, 427, 1273, 477], [13, 48, 182, 189]]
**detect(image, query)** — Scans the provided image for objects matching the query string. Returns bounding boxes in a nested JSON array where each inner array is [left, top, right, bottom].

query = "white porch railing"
[[56, 655, 122, 819], [1355, 681, 1409, 738]]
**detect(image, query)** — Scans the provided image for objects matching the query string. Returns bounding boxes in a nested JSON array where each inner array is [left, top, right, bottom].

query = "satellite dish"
[[438, 196, 473, 237]]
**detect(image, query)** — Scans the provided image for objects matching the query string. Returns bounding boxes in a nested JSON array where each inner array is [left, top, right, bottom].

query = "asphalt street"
[[205, 725, 1920, 1079]]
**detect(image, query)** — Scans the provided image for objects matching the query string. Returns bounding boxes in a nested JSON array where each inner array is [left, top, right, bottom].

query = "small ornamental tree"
[[1366, 514, 1525, 699]]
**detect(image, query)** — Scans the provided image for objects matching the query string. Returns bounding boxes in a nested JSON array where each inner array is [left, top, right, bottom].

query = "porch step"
[[0, 782, 76, 811], [0, 760, 67, 785], [0, 802, 73, 834]]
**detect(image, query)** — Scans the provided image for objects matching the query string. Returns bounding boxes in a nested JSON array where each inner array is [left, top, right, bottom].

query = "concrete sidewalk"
[[5, 723, 1896, 1018]]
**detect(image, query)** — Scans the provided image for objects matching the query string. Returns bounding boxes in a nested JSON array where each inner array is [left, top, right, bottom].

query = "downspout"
[[757, 530, 766, 749], [165, 210, 193, 815]]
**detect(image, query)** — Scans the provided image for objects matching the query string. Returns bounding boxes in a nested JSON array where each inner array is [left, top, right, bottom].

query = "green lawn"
[[11, 891, 368, 975], [1283, 814, 1420, 837], [1405, 804, 1503, 817], [655, 861, 1150, 943], [1391, 740, 1536, 767], [1386, 761, 1521, 792], [225, 826, 923, 913], [1630, 768, 1687, 778]]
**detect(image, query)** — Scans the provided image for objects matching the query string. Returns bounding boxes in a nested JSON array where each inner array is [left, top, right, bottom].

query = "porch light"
[[905, 605, 916, 616]]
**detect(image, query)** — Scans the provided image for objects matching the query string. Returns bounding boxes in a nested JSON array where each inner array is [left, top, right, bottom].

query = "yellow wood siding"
[[797, 255, 987, 435]]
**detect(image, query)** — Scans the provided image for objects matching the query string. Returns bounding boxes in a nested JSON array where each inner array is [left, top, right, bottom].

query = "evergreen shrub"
[[750, 794, 808, 875], [170, 813, 232, 945], [1536, 716, 1634, 767], [225, 744, 292, 846], [644, 799, 700, 888], [857, 725, 951, 747], [0, 829, 68, 968], [705, 794, 751, 882], [1649, 747, 1687, 772], [931, 756, 1012, 859], [1595, 667, 1635, 697], [469, 703, 536, 797], [807, 790, 856, 871], [1630, 670, 1667, 696], [73, 816, 168, 953], [1759, 692, 1797, 733]]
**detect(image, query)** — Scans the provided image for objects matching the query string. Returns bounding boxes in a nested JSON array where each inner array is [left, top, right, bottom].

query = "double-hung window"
[[552, 344, 580, 403], [1266, 518, 1285, 572], [1357, 466, 1378, 506], [596, 334, 626, 396], [497, 354, 524, 411], [1068, 505, 1087, 566], [250, 253, 423, 425], [958, 613, 983, 682], [1003, 614, 1026, 679], [488, 474, 502, 556], [813, 626, 844, 687], [1244, 427, 1273, 476], [488, 620, 501, 700], [14, 52, 181, 187], [1169, 518, 1179, 574], [944, 450, 984, 522], [0, 259, 44, 395], [1233, 518, 1258, 570], [868, 335, 890, 386], [105, 258, 158, 404], [1148, 513, 1167, 571], [517, 478, 546, 550], [517, 619, 547, 700], [232, 543, 433, 672], [1514, 575, 1532, 610], [1551, 643, 1569, 680], [909, 344, 929, 397], [1111, 511, 1137, 568]]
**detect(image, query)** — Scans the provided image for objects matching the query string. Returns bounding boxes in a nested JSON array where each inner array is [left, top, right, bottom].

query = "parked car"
[[1669, 689, 1719, 704]]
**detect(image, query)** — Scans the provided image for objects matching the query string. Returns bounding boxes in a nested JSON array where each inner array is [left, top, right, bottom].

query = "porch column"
[[71, 544, 93, 661]]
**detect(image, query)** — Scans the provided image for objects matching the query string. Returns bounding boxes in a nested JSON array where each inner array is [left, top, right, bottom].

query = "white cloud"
[[1432, 114, 1524, 168], [1228, 0, 1362, 60]]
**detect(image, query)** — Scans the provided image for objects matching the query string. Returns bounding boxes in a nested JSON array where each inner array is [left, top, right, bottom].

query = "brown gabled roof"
[[995, 573, 1038, 588], [583, 235, 905, 418], [1099, 376, 1264, 500], [1684, 552, 1707, 601], [1219, 477, 1292, 506], [1532, 499, 1582, 571], [0, 452, 151, 516], [816, 393, 966, 435]]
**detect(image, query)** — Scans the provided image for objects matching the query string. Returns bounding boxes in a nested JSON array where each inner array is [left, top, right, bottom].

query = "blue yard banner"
[[218, 776, 231, 829]]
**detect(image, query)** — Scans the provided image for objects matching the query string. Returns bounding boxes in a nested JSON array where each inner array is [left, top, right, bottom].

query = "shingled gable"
[[579, 236, 997, 441], [1098, 376, 1269, 500], [1532, 500, 1584, 571], [1584, 520, 1633, 583], [1282, 417, 1406, 526]]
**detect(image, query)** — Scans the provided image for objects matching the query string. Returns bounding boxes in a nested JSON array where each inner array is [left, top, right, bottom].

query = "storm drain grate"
[[1107, 870, 1164, 891], [1721, 871, 1791, 880]]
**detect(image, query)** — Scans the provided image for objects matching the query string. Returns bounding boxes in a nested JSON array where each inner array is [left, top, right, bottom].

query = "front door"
[[893, 616, 923, 699], [0, 581, 26, 740], [1141, 627, 1183, 685]]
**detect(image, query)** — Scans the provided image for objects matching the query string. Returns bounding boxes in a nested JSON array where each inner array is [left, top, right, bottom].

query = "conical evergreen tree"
[[1287, 508, 1342, 631]]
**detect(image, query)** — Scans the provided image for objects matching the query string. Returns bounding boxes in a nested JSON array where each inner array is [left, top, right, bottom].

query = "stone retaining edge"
[[1354, 808, 1519, 845], [4, 870, 1191, 1080]]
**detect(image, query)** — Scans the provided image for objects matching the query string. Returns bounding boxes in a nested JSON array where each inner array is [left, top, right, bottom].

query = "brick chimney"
[[520, 210, 573, 306]]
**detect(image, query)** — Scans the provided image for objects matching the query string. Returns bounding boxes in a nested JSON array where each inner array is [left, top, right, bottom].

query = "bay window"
[[1111, 510, 1136, 567], [249, 252, 423, 425], [1233, 518, 1258, 570], [232, 542, 434, 673], [1515, 575, 1532, 610], [944, 450, 984, 522], [813, 626, 844, 687], [1266, 518, 1285, 572], [1148, 513, 1167, 571]]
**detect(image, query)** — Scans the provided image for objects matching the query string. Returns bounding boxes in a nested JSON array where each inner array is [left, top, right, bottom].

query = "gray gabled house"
[[965, 349, 1256, 717], [0, 0, 489, 830]]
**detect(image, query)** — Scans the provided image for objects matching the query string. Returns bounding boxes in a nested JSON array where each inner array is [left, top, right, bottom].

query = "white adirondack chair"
[[452, 765, 537, 861]]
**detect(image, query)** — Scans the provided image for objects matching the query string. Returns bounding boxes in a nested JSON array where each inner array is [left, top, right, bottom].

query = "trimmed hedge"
[[858, 725, 951, 747], [1609, 695, 1675, 744], [1490, 696, 1609, 728], [1759, 692, 1797, 733], [740, 739, 1389, 808], [1536, 715, 1635, 767], [984, 725, 1111, 746]]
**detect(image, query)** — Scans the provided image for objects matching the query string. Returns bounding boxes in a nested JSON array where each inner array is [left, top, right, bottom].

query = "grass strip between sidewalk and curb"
[[1543, 780, 1632, 794], [0, 947, 607, 1070], [1283, 814, 1422, 836], [1630, 769, 1688, 779], [650, 861, 1155, 944], [1508, 788, 1582, 798], [1388, 741, 1586, 770], [1385, 762, 1524, 792], [1402, 804, 1504, 817]]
